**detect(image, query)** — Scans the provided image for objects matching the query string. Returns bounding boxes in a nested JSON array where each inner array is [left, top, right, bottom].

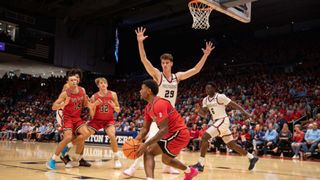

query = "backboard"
[[197, 0, 256, 23]]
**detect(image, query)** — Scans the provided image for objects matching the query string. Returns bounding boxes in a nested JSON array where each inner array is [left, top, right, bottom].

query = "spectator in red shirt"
[[192, 123, 208, 151], [189, 124, 199, 151], [239, 125, 251, 150], [291, 124, 305, 159]]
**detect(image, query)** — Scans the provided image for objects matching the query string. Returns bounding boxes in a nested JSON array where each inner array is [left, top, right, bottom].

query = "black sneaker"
[[60, 154, 71, 165], [248, 157, 259, 170], [192, 162, 204, 172], [79, 158, 91, 167]]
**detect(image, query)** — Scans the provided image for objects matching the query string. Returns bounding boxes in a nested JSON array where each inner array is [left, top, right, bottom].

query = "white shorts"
[[146, 122, 159, 142], [206, 117, 233, 143], [56, 109, 63, 126]]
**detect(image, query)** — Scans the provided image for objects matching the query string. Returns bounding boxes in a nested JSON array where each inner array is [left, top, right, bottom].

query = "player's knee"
[[202, 133, 211, 142], [64, 134, 73, 142]]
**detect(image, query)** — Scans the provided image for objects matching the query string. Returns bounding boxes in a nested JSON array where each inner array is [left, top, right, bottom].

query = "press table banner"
[[85, 131, 138, 145]]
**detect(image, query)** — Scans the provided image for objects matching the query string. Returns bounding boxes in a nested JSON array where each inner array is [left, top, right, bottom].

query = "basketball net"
[[188, 0, 214, 30]]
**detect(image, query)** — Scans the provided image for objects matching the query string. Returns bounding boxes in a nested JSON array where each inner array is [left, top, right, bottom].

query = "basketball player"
[[135, 79, 199, 180], [56, 70, 91, 167], [46, 69, 93, 170], [85, 77, 122, 168], [192, 82, 259, 172], [123, 26, 214, 176]]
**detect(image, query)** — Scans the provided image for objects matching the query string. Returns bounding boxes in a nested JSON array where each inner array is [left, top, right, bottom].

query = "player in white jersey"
[[192, 82, 259, 172], [157, 73, 178, 106], [123, 27, 214, 177]]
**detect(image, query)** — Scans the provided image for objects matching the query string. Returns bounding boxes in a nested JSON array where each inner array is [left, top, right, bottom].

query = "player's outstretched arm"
[[52, 91, 69, 110], [227, 101, 252, 120], [194, 103, 209, 118], [176, 41, 214, 81], [135, 27, 161, 82]]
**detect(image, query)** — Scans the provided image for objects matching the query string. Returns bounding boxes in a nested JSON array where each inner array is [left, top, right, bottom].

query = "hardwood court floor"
[[0, 141, 319, 180]]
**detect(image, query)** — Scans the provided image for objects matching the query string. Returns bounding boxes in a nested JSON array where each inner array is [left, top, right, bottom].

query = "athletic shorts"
[[87, 119, 115, 132], [63, 117, 86, 134], [158, 128, 189, 158], [206, 117, 233, 143]]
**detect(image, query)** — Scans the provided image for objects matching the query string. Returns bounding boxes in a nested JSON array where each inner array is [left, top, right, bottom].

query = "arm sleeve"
[[217, 94, 231, 105]]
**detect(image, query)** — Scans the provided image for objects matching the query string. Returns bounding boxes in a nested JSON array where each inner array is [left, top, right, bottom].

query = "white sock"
[[130, 156, 141, 169], [199, 157, 205, 166], [67, 142, 73, 148], [114, 151, 120, 160], [75, 154, 82, 161], [247, 152, 254, 159], [146, 177, 154, 180], [52, 154, 59, 161], [184, 166, 191, 173]]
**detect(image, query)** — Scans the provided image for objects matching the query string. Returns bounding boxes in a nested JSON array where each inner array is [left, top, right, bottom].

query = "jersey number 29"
[[165, 90, 174, 98]]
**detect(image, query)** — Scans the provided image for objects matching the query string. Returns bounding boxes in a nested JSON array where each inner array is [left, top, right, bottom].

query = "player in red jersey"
[[46, 69, 93, 170], [57, 70, 92, 167], [86, 77, 122, 168], [135, 79, 198, 180]]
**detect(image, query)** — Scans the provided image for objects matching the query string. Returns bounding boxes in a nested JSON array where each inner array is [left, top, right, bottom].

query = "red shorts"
[[158, 128, 189, 158], [87, 119, 115, 132], [63, 117, 85, 134]]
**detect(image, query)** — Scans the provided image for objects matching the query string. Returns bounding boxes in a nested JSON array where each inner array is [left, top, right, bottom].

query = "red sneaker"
[[184, 167, 199, 180]]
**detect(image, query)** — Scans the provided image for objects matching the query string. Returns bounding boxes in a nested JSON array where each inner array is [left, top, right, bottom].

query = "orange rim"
[[188, 0, 213, 11]]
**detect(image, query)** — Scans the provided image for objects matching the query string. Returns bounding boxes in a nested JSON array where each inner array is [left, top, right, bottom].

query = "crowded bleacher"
[[1, 31, 320, 160]]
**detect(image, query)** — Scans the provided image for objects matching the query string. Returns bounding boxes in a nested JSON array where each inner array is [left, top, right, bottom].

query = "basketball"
[[122, 139, 141, 160]]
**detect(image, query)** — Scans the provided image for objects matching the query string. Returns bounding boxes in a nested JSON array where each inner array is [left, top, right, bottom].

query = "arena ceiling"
[[1, 0, 320, 34]]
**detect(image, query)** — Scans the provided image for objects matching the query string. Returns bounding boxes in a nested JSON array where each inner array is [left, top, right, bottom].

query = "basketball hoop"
[[188, 0, 214, 30]]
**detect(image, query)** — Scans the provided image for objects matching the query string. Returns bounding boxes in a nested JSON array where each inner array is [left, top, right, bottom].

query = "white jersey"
[[202, 93, 231, 120], [157, 73, 178, 106]]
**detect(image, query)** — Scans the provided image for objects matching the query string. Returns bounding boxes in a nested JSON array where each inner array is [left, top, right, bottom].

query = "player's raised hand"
[[202, 41, 215, 55], [135, 27, 148, 42], [244, 113, 253, 122]]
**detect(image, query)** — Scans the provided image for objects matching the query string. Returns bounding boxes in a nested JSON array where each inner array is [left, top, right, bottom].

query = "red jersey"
[[144, 96, 187, 134], [292, 131, 305, 143], [189, 129, 199, 138], [93, 91, 114, 121], [63, 87, 85, 118]]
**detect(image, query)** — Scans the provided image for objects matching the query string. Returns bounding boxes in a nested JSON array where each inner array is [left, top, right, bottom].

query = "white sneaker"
[[162, 166, 180, 174], [123, 167, 136, 177], [65, 161, 73, 168], [71, 161, 80, 167], [114, 160, 122, 169]]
